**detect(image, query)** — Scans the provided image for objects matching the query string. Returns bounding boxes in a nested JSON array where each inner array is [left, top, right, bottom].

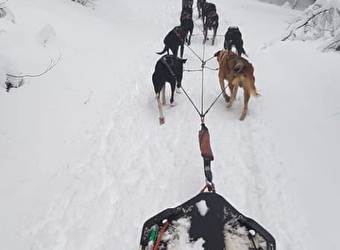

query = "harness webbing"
[[161, 56, 177, 80]]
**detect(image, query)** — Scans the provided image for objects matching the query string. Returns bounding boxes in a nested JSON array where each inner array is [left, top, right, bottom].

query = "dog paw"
[[239, 111, 247, 121], [223, 95, 230, 102], [170, 102, 177, 107], [176, 89, 181, 94], [159, 117, 165, 125], [226, 102, 232, 108]]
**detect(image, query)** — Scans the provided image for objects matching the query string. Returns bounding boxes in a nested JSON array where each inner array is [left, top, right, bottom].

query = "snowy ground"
[[1, 0, 339, 249]]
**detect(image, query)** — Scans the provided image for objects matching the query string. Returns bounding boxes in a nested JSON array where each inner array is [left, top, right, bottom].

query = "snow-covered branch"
[[0, 0, 9, 6], [0, 1, 16, 23], [320, 30, 340, 51], [5, 55, 61, 92], [71, 0, 98, 8], [6, 55, 61, 79], [282, 0, 340, 51]]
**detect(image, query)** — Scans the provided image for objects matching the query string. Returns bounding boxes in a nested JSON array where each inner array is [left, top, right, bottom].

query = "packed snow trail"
[[0, 0, 315, 249]]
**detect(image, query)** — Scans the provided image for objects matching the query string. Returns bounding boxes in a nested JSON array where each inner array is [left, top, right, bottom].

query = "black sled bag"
[[139, 192, 276, 250]]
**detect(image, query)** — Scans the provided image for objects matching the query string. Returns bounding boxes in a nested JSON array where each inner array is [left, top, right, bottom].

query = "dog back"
[[215, 50, 238, 80], [203, 2, 216, 16], [233, 58, 259, 96]]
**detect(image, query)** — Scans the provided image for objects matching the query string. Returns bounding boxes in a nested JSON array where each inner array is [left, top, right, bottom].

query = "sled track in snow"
[[9, 1, 304, 249]]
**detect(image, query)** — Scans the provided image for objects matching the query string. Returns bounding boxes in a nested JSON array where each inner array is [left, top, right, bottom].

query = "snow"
[[165, 218, 205, 250], [224, 223, 256, 250], [0, 0, 339, 250], [196, 200, 209, 216]]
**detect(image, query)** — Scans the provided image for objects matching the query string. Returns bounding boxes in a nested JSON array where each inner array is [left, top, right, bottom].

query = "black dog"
[[157, 26, 186, 58], [152, 55, 187, 125], [180, 7, 194, 45], [224, 26, 247, 56], [202, 2, 218, 45], [202, 2, 216, 23], [197, 0, 206, 18], [182, 0, 193, 9]]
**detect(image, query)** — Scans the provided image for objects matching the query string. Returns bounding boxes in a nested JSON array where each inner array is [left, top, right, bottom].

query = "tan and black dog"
[[214, 50, 260, 121]]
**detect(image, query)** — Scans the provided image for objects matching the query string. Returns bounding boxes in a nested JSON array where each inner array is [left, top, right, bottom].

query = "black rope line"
[[180, 18, 231, 122], [182, 41, 224, 121], [191, 33, 224, 37], [205, 55, 215, 63], [185, 43, 204, 63], [205, 66, 218, 71], [203, 83, 229, 117], [200, 39, 206, 116], [180, 86, 202, 117], [183, 69, 203, 72]]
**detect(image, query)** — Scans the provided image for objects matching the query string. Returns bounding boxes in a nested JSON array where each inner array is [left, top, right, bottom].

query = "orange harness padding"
[[198, 123, 214, 161]]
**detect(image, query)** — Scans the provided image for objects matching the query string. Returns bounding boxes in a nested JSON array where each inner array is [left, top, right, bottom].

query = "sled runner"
[[139, 191, 276, 250]]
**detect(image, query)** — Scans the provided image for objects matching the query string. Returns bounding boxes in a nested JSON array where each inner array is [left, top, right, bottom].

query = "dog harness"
[[161, 56, 177, 82], [173, 27, 184, 42], [180, 12, 192, 21]]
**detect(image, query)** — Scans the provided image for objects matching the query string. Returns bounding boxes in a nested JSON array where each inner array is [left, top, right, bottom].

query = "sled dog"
[[214, 50, 260, 120], [152, 55, 187, 124], [157, 26, 186, 59], [224, 26, 247, 57], [180, 6, 194, 45], [202, 2, 218, 45]]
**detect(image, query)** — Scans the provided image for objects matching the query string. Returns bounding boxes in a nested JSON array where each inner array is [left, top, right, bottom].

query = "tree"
[[282, 0, 340, 51], [292, 0, 316, 9], [71, 0, 98, 8]]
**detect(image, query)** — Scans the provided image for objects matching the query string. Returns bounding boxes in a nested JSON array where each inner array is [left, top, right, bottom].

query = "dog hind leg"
[[203, 28, 207, 44], [187, 29, 193, 45], [156, 93, 165, 125], [219, 78, 230, 102], [170, 83, 177, 107], [240, 89, 250, 121], [212, 26, 217, 45], [226, 84, 238, 108], [161, 85, 166, 105]]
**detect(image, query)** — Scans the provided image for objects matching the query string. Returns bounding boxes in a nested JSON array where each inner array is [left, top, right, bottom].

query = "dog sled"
[[139, 124, 276, 250], [139, 191, 276, 250]]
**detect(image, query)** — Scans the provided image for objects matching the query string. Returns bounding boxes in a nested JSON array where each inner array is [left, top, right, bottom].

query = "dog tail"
[[248, 75, 261, 97], [156, 46, 168, 55], [239, 70, 261, 98], [250, 88, 261, 97], [241, 47, 248, 57]]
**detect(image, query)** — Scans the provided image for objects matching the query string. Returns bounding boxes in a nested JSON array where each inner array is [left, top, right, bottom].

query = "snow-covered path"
[[1, 0, 339, 249]]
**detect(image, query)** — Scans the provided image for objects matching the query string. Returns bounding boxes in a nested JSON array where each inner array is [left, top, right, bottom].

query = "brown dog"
[[214, 50, 260, 120]]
